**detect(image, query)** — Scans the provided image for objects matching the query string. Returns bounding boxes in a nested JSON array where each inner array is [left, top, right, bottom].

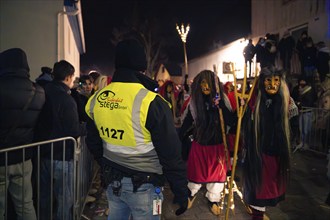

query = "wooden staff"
[[213, 65, 230, 170], [170, 89, 177, 123], [225, 63, 258, 220]]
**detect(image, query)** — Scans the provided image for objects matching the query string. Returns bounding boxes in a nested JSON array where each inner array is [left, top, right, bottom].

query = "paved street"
[[82, 149, 330, 220]]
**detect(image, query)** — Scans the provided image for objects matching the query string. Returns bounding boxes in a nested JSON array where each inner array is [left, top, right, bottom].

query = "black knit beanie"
[[115, 39, 147, 71]]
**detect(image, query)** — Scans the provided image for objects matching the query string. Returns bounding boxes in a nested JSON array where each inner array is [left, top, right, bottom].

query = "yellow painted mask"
[[166, 84, 173, 93], [200, 79, 211, 95], [264, 75, 280, 95]]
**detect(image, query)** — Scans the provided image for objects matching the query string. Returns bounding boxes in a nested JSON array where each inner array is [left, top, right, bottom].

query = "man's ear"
[[64, 74, 74, 82], [63, 75, 69, 82], [62, 74, 74, 88]]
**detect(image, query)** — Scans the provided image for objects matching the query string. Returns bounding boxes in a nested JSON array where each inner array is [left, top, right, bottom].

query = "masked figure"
[[179, 70, 236, 215], [158, 80, 179, 125], [242, 65, 291, 220]]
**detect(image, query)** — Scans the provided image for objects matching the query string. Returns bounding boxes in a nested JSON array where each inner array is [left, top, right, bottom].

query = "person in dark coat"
[[316, 41, 330, 83], [35, 60, 84, 220], [278, 30, 295, 72], [296, 31, 309, 74], [71, 75, 94, 123], [294, 75, 317, 150], [70, 77, 88, 123], [85, 39, 189, 219], [243, 39, 256, 77], [0, 48, 45, 220], [260, 39, 277, 68], [255, 37, 266, 64], [158, 80, 179, 124], [242, 66, 291, 220], [301, 37, 317, 82], [35, 66, 53, 88]]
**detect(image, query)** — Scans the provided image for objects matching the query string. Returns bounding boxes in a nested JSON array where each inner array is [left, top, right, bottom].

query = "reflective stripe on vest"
[[86, 82, 163, 174]]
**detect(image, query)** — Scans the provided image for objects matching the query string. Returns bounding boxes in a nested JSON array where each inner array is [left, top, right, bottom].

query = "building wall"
[[251, 0, 329, 44], [183, 0, 329, 83], [186, 38, 248, 83], [0, 0, 82, 80], [59, 11, 81, 79]]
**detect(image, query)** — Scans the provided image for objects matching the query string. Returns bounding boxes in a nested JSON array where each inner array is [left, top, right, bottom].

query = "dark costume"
[[242, 66, 291, 219], [179, 70, 236, 215], [158, 80, 181, 126]]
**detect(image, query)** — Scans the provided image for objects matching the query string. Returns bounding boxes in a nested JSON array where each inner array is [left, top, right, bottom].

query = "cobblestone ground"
[[81, 150, 330, 220]]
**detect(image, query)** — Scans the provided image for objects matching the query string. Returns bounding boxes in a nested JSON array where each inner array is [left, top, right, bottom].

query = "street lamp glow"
[[176, 23, 190, 77], [176, 23, 190, 43]]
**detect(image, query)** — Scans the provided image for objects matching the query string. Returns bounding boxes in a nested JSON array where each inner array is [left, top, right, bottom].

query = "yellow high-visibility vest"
[[86, 82, 163, 174]]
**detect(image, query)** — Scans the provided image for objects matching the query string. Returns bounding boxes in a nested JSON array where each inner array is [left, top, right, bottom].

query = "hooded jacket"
[[0, 48, 45, 165]]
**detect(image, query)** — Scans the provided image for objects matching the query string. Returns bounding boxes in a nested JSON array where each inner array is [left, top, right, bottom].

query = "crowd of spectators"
[[0, 47, 113, 219], [241, 31, 329, 152], [0, 29, 329, 218]]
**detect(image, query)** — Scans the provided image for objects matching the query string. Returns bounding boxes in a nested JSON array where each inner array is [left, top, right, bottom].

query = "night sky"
[[80, 0, 251, 75]]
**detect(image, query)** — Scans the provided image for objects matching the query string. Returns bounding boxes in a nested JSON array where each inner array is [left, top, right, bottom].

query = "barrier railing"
[[76, 136, 95, 218], [0, 136, 94, 220], [298, 106, 330, 154]]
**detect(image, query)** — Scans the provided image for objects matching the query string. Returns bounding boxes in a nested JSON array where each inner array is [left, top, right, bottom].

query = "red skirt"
[[187, 141, 228, 183], [256, 154, 286, 200]]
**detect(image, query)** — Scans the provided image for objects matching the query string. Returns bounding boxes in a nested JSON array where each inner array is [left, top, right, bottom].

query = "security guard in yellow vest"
[[85, 39, 189, 219]]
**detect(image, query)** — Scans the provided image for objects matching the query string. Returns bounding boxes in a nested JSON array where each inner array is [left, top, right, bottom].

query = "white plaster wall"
[[187, 39, 247, 83], [251, 0, 329, 45], [60, 14, 81, 79], [185, 0, 329, 84], [0, 0, 81, 80]]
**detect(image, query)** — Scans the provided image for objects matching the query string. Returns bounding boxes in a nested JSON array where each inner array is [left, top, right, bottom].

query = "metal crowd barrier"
[[299, 106, 330, 154], [76, 136, 95, 218], [0, 136, 95, 220]]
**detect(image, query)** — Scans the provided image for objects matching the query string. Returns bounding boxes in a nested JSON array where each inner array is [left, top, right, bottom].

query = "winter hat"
[[0, 48, 30, 76], [41, 66, 52, 74], [115, 39, 147, 71]]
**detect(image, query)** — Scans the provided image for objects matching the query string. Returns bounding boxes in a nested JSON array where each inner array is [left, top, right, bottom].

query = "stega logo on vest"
[[96, 90, 127, 110]]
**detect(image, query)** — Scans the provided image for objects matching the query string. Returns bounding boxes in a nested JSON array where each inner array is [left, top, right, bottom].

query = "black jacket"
[[0, 48, 45, 165], [86, 68, 189, 206], [316, 47, 330, 82], [35, 81, 83, 161], [70, 88, 89, 123], [298, 85, 317, 109]]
